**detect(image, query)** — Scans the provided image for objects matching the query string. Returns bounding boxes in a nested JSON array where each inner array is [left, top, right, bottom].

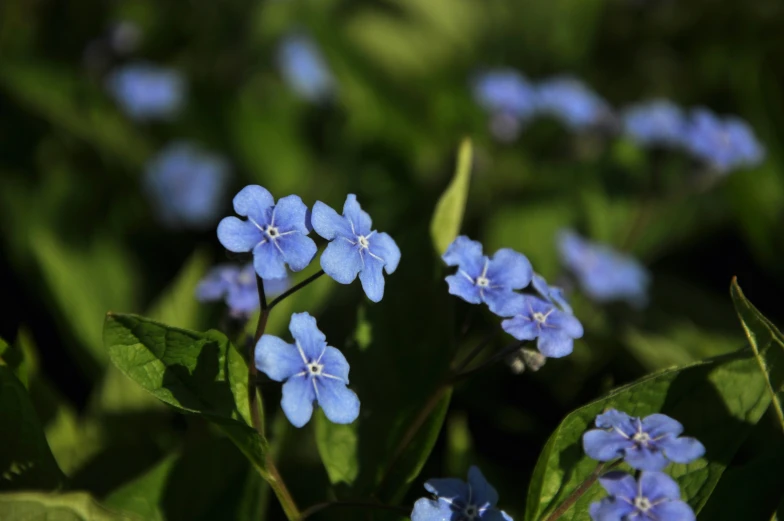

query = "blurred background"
[[1, 0, 784, 519]]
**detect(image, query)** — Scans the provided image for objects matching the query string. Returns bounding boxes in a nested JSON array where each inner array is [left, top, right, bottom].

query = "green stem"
[[452, 330, 500, 374], [268, 270, 326, 311], [300, 500, 410, 520], [543, 460, 621, 521], [452, 340, 526, 383]]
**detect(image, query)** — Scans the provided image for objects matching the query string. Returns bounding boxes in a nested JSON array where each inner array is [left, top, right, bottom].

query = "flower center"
[[237, 270, 254, 286], [463, 504, 479, 520], [265, 225, 280, 239], [476, 276, 490, 288], [632, 431, 651, 444], [307, 361, 323, 376], [357, 235, 370, 249], [634, 496, 652, 512], [533, 312, 547, 324]]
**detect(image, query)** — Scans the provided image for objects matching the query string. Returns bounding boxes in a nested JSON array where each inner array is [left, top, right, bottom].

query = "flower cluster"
[[443, 235, 584, 359], [196, 263, 288, 317], [583, 409, 704, 521], [412, 466, 513, 521]]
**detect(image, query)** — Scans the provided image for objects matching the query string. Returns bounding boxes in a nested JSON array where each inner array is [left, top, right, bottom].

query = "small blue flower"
[[311, 194, 400, 303], [472, 68, 538, 119], [106, 62, 185, 121], [217, 185, 317, 280], [196, 263, 289, 317], [277, 32, 335, 102], [583, 409, 705, 471], [531, 273, 573, 315], [442, 236, 533, 316], [144, 141, 230, 230], [683, 108, 765, 174], [535, 76, 611, 130], [557, 229, 650, 308], [622, 99, 687, 148], [411, 466, 513, 521], [590, 471, 695, 521], [255, 312, 359, 428], [497, 295, 583, 358]]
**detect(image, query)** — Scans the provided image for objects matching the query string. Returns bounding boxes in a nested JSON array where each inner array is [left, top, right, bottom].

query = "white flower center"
[[476, 276, 490, 288], [357, 235, 370, 249], [265, 225, 280, 239], [307, 361, 323, 376], [634, 496, 652, 512], [633, 431, 651, 444], [533, 312, 547, 324], [463, 504, 479, 520], [237, 270, 254, 286]]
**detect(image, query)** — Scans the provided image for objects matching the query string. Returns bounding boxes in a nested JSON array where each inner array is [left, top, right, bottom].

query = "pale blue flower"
[[411, 466, 513, 521], [622, 99, 687, 148], [277, 33, 335, 102], [255, 312, 359, 427], [590, 471, 695, 521], [106, 62, 185, 120], [684, 108, 765, 174], [196, 263, 289, 317], [497, 295, 583, 358], [472, 69, 538, 142], [535, 76, 611, 130]]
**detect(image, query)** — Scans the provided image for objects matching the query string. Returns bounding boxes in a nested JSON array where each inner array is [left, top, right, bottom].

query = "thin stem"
[[452, 340, 526, 383], [300, 500, 410, 520], [268, 270, 326, 311], [543, 460, 621, 521], [265, 454, 301, 521], [452, 330, 499, 374]]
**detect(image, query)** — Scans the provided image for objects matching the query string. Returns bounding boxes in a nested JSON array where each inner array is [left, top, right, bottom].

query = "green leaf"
[[0, 491, 135, 520], [102, 313, 269, 479], [104, 455, 175, 521], [430, 138, 473, 255], [730, 277, 784, 431], [0, 366, 65, 491], [147, 250, 211, 330], [525, 349, 771, 521]]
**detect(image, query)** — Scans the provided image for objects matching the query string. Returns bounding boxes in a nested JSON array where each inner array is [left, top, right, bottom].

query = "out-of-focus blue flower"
[[255, 312, 359, 427], [277, 33, 335, 102], [622, 99, 687, 148], [442, 236, 533, 316], [497, 295, 583, 358], [583, 409, 705, 471], [531, 273, 573, 315], [472, 69, 537, 142], [106, 62, 185, 121], [557, 229, 650, 308], [196, 263, 289, 317], [684, 108, 765, 173], [217, 185, 317, 280], [311, 194, 400, 303], [144, 141, 230, 230], [411, 466, 513, 521], [535, 76, 611, 130], [590, 471, 695, 521]]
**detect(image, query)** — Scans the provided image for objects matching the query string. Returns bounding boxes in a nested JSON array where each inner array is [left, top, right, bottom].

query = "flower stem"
[[542, 460, 621, 521], [268, 270, 326, 311], [452, 330, 499, 374], [300, 500, 410, 519], [451, 340, 526, 383]]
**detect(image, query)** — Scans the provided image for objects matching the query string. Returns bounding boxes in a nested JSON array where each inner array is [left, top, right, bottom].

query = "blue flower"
[[277, 33, 335, 102], [535, 76, 611, 130], [531, 273, 573, 315], [255, 312, 359, 427], [217, 185, 317, 280], [472, 69, 538, 142], [583, 409, 705, 471], [622, 99, 687, 148], [590, 471, 695, 521], [144, 141, 230, 230], [683, 108, 765, 174], [411, 466, 513, 521], [196, 263, 289, 317], [106, 62, 185, 121], [497, 295, 583, 358], [557, 229, 650, 308], [442, 236, 533, 316], [311, 194, 400, 303]]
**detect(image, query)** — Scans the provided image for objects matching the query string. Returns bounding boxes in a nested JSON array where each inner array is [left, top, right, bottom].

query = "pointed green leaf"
[[0, 491, 135, 520], [430, 138, 473, 255]]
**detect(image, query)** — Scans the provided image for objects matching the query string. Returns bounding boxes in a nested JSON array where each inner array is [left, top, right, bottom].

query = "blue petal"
[[492, 293, 527, 317], [467, 466, 498, 508], [583, 430, 633, 462], [597, 471, 637, 499], [537, 331, 574, 358], [501, 316, 539, 341], [486, 248, 532, 290], [252, 241, 288, 279], [649, 500, 695, 521], [442, 236, 485, 277], [641, 414, 683, 438], [531, 274, 550, 298], [595, 410, 634, 431], [411, 498, 453, 521], [639, 471, 682, 502], [233, 185, 274, 223], [255, 335, 304, 382], [311, 201, 352, 240], [262, 276, 290, 298], [319, 346, 350, 383], [658, 436, 705, 464], [316, 377, 360, 424], [370, 232, 401, 274], [624, 446, 669, 471], [483, 289, 521, 317], [281, 375, 316, 427], [288, 312, 327, 361], [547, 311, 584, 339], [424, 478, 469, 501], [445, 274, 482, 305], [277, 233, 317, 272], [226, 285, 259, 314], [343, 194, 372, 236], [549, 286, 573, 315], [320, 239, 362, 284], [273, 194, 311, 234], [589, 497, 635, 521], [218, 217, 263, 252], [359, 256, 386, 302], [196, 266, 234, 301]]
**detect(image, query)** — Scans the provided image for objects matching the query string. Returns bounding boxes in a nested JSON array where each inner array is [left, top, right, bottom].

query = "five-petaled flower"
[[590, 471, 695, 521], [217, 185, 317, 280], [311, 194, 401, 303], [255, 312, 359, 428], [583, 409, 705, 471], [443, 236, 533, 316], [196, 263, 288, 317], [496, 295, 583, 358], [411, 465, 513, 521]]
